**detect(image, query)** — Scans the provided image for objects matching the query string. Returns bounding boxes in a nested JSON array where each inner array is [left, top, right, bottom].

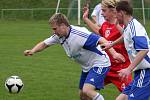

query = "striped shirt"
[[123, 18, 150, 71], [44, 25, 110, 72]]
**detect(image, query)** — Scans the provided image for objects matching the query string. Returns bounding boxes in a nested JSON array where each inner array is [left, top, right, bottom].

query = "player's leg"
[[79, 90, 91, 100], [82, 67, 110, 100], [111, 75, 132, 92], [79, 71, 91, 100], [117, 69, 150, 100], [82, 84, 104, 100], [127, 69, 150, 100], [115, 76, 133, 100], [105, 67, 132, 92], [104, 72, 131, 100]]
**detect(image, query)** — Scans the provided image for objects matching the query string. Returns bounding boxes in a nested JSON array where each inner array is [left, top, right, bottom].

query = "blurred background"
[[0, 0, 150, 25], [0, 1, 149, 100]]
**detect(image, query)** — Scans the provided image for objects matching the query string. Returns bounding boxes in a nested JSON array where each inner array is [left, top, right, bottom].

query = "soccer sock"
[[93, 93, 104, 100]]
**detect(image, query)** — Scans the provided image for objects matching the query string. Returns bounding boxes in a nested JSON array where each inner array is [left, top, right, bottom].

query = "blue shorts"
[[79, 67, 110, 90], [123, 68, 150, 100]]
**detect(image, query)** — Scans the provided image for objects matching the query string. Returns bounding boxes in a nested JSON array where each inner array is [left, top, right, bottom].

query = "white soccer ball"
[[5, 76, 24, 93]]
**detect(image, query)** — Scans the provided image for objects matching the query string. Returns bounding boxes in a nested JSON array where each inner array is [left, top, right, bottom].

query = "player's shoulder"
[[129, 18, 142, 27], [128, 18, 145, 31], [70, 25, 91, 34]]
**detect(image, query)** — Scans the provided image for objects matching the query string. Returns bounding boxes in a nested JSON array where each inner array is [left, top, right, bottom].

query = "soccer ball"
[[5, 76, 24, 93]]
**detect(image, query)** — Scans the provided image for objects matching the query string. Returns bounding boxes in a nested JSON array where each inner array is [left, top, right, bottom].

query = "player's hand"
[[118, 68, 132, 81], [82, 6, 89, 19], [101, 41, 113, 50], [24, 50, 34, 56], [112, 53, 125, 63]]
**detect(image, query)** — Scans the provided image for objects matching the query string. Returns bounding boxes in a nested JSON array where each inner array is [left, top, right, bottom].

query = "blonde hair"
[[49, 13, 70, 26], [101, 0, 120, 8]]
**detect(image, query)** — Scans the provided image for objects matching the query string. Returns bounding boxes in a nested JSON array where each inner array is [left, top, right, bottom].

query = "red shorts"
[[104, 67, 132, 92]]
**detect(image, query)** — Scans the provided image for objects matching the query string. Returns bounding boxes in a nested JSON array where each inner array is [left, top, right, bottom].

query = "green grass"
[[0, 20, 149, 100]]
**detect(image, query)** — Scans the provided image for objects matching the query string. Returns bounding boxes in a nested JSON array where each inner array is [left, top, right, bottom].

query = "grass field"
[[0, 20, 149, 100]]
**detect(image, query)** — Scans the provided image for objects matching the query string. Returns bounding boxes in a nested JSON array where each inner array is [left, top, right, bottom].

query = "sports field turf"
[[0, 20, 149, 100]]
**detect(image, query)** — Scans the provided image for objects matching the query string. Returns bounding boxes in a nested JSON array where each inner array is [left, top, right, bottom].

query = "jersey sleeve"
[[83, 33, 101, 49], [133, 36, 149, 50], [83, 33, 105, 55], [130, 22, 149, 50], [43, 34, 60, 46]]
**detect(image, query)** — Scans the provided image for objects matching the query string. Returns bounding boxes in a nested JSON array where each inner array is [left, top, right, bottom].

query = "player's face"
[[101, 7, 116, 22], [50, 23, 67, 37], [116, 11, 124, 24]]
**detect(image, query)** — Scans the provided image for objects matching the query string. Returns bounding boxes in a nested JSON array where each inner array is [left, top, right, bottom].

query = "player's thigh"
[[84, 67, 110, 90], [128, 85, 150, 100], [79, 71, 88, 90], [128, 69, 150, 100]]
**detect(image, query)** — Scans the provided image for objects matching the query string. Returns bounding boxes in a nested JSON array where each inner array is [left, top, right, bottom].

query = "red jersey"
[[99, 21, 130, 71], [99, 21, 132, 92]]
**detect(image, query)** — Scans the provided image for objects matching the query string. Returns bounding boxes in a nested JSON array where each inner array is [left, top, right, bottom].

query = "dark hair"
[[116, 1, 133, 15]]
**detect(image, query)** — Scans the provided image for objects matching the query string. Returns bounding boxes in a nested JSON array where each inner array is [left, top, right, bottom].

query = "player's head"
[[101, 0, 120, 21], [116, 1, 133, 23], [101, 0, 120, 8], [116, 1, 133, 15], [49, 13, 70, 26], [49, 13, 70, 37]]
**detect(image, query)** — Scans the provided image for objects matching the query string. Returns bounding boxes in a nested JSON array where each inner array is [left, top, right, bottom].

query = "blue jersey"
[[44, 25, 111, 72], [123, 18, 150, 71]]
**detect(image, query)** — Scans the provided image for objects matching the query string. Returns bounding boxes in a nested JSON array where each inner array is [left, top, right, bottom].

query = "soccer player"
[[24, 13, 125, 100], [102, 1, 150, 100], [91, 3, 105, 26], [83, 0, 132, 92]]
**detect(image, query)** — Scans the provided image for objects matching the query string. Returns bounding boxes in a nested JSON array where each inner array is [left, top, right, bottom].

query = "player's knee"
[[79, 91, 89, 100], [80, 95, 86, 100], [82, 86, 92, 96], [79, 91, 84, 100]]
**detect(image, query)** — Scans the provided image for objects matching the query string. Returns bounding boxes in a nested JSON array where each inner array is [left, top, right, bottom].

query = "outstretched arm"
[[83, 7, 100, 34], [24, 41, 48, 56]]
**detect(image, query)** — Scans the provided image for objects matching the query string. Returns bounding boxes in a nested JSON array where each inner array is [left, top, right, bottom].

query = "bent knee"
[[82, 87, 92, 95], [80, 91, 90, 100]]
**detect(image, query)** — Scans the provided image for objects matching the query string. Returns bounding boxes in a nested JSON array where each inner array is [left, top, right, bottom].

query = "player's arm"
[[101, 35, 124, 50], [91, 16, 97, 24], [118, 50, 149, 79], [111, 35, 124, 46], [129, 50, 149, 71], [24, 41, 48, 56], [98, 37, 125, 63], [83, 7, 100, 34]]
